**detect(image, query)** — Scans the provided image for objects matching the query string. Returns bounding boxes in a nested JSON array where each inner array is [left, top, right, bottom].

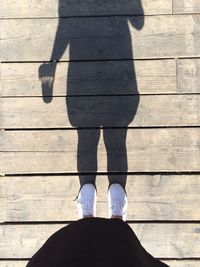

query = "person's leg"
[[75, 129, 100, 218], [103, 128, 128, 220]]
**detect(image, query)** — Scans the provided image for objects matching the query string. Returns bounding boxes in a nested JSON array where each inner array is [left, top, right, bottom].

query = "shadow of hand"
[[39, 63, 57, 103]]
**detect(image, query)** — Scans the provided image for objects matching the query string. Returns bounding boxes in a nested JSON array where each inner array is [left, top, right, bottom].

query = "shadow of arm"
[[50, 19, 70, 61], [39, 19, 69, 103], [129, 0, 144, 30]]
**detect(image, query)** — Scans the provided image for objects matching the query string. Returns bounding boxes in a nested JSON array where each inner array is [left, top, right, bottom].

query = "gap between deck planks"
[[1, 15, 200, 62], [0, 175, 200, 221], [0, 0, 172, 18]]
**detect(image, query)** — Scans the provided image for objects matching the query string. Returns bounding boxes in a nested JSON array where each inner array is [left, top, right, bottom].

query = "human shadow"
[[39, 1, 144, 189]]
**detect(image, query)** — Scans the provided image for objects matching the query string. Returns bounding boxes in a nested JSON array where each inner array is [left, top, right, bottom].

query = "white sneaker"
[[108, 183, 128, 221], [76, 183, 97, 218]]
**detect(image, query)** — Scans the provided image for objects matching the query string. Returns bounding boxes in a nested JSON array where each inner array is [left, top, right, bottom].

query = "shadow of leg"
[[77, 128, 101, 187], [103, 128, 128, 188]]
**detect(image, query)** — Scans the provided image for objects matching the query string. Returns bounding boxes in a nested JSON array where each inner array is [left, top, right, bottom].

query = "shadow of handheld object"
[[39, 63, 57, 103]]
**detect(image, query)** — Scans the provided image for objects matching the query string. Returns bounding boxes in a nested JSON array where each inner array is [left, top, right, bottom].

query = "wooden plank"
[[177, 59, 200, 93], [173, 0, 200, 14], [1, 15, 200, 61], [2, 261, 199, 267], [1, 127, 199, 152], [0, 263, 27, 267], [0, 0, 172, 18], [0, 223, 200, 258], [0, 60, 176, 97], [0, 261, 199, 267], [1, 95, 200, 128], [1, 128, 200, 174], [0, 262, 28, 267], [0, 174, 200, 222], [165, 261, 200, 267]]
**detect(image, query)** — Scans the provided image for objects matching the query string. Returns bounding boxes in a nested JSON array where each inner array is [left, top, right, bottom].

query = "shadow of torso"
[[52, 1, 144, 127], [66, 18, 139, 127]]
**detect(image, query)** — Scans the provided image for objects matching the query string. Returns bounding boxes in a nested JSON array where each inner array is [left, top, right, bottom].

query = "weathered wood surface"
[[2, 15, 200, 61], [0, 260, 199, 267], [0, 223, 200, 258], [173, 0, 200, 14], [177, 58, 200, 93], [1, 128, 200, 174], [0, 263, 27, 267], [1, 95, 200, 128], [0, 0, 172, 18], [0, 60, 176, 96], [0, 260, 200, 267], [0, 175, 200, 222], [1, 1, 200, 264], [1, 261, 198, 267]]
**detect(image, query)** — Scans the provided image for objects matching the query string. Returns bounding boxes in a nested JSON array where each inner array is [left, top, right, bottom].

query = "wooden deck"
[[1, 1, 200, 266]]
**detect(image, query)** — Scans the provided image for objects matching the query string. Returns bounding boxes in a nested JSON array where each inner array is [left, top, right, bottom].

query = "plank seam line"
[[2, 92, 200, 98], [1, 58, 175, 63], [172, 12, 200, 15], [3, 171, 200, 177], [1, 148, 200, 153], [3, 258, 198, 261], [159, 258, 200, 261], [1, 221, 200, 225], [0, 258, 31, 261], [2, 56, 200, 63], [175, 58, 178, 92], [3, 126, 200, 131], [171, 0, 174, 14], [0, 58, 176, 63], [1, 13, 197, 20]]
